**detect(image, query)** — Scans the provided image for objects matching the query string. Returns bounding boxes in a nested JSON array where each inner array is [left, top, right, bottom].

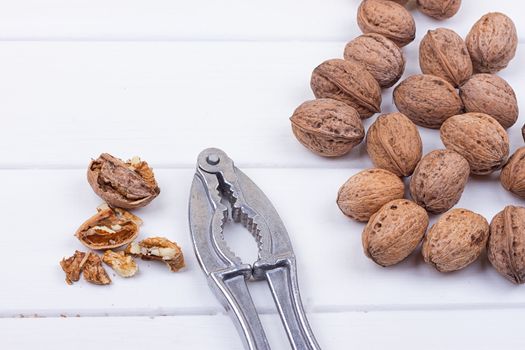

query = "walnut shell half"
[[126, 237, 185, 272]]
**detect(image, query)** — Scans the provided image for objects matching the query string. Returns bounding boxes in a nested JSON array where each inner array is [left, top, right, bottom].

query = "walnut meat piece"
[[417, 0, 461, 20], [87, 153, 160, 209], [126, 237, 185, 272], [83, 253, 111, 285], [60, 250, 88, 285], [102, 250, 138, 278], [500, 147, 525, 199], [75, 204, 143, 250]]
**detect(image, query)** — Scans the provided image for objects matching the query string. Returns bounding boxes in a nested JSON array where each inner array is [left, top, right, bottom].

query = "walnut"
[[387, 0, 409, 5], [366, 112, 422, 177], [60, 250, 88, 285], [83, 252, 111, 285], [337, 168, 405, 222], [344, 33, 405, 88], [440, 113, 509, 175], [75, 204, 143, 250], [290, 99, 364, 157], [357, 0, 416, 47], [422, 208, 489, 272], [500, 147, 525, 199], [416, 0, 461, 20], [459, 74, 518, 129], [419, 28, 472, 87], [126, 237, 185, 272], [362, 199, 429, 267], [393, 74, 463, 129], [102, 250, 138, 278], [466, 12, 517, 73], [310, 59, 381, 119], [87, 153, 160, 209], [409, 149, 470, 214]]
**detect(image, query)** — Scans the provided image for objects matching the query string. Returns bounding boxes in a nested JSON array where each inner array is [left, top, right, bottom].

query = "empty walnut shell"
[[416, 0, 461, 20], [344, 33, 405, 88], [75, 204, 143, 250], [290, 99, 364, 157], [393, 74, 463, 129], [423, 208, 489, 272], [488, 206, 525, 284], [357, 0, 416, 47], [460, 74, 518, 129], [310, 59, 381, 119], [440, 113, 509, 175], [363, 199, 429, 267], [501, 147, 525, 199], [337, 168, 404, 222], [419, 28, 472, 87], [87, 153, 160, 209], [366, 112, 422, 177], [410, 149, 470, 214], [466, 12, 517, 73]]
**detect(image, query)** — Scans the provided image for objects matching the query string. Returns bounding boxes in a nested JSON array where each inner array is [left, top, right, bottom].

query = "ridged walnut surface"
[[344, 33, 406, 88], [362, 199, 428, 267], [357, 0, 416, 47], [419, 28, 472, 87], [337, 168, 404, 222], [440, 112, 509, 175], [500, 147, 525, 199], [393, 74, 463, 129], [310, 59, 381, 119], [366, 112, 422, 177], [416, 0, 461, 20], [410, 149, 470, 214], [466, 12, 517, 73], [290, 99, 364, 157], [422, 208, 489, 272], [460, 74, 518, 129], [488, 206, 525, 284]]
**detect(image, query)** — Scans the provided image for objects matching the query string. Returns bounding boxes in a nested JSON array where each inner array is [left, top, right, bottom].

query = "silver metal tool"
[[189, 148, 321, 350]]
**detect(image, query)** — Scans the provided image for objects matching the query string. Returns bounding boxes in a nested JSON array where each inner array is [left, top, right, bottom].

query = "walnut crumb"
[[102, 250, 138, 278], [83, 252, 111, 285], [125, 237, 185, 272]]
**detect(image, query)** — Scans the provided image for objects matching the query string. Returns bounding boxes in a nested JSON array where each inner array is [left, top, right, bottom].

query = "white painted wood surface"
[[1, 1, 525, 349]]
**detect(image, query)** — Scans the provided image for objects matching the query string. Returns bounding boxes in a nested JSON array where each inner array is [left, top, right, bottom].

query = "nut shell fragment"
[[60, 250, 88, 285], [500, 147, 525, 199], [103, 250, 138, 278], [83, 253, 111, 285], [126, 237, 185, 272]]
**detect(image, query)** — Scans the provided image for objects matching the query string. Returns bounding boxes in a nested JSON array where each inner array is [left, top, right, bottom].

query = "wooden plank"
[[0, 1, 521, 41], [0, 41, 523, 168], [0, 168, 523, 317]]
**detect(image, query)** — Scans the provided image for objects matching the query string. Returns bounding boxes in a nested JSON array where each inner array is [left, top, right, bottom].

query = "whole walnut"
[[488, 206, 525, 284], [362, 199, 429, 267], [311, 59, 381, 119], [417, 0, 461, 20], [357, 0, 416, 47], [459, 74, 518, 129], [290, 99, 364, 157], [344, 33, 405, 88], [422, 208, 489, 272], [419, 28, 472, 87], [337, 168, 404, 222], [440, 113, 509, 175], [393, 74, 463, 129], [500, 147, 525, 199], [366, 112, 422, 177], [466, 12, 517, 73], [410, 149, 470, 214]]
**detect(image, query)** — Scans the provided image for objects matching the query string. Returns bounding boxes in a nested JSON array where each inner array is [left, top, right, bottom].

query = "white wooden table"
[[1, 1, 525, 349]]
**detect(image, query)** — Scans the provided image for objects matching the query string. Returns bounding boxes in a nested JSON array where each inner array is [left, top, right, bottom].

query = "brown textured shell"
[[393, 74, 463, 129], [416, 0, 461, 20], [366, 112, 422, 177], [500, 147, 525, 199], [362, 199, 429, 267], [357, 0, 416, 47], [290, 99, 364, 157], [310, 59, 381, 119], [488, 206, 525, 284], [440, 113, 509, 175], [422, 208, 489, 272], [409, 149, 470, 214], [419, 28, 472, 87], [466, 12, 518, 73], [344, 33, 406, 88], [460, 74, 518, 129], [387, 0, 409, 5], [337, 168, 404, 222]]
